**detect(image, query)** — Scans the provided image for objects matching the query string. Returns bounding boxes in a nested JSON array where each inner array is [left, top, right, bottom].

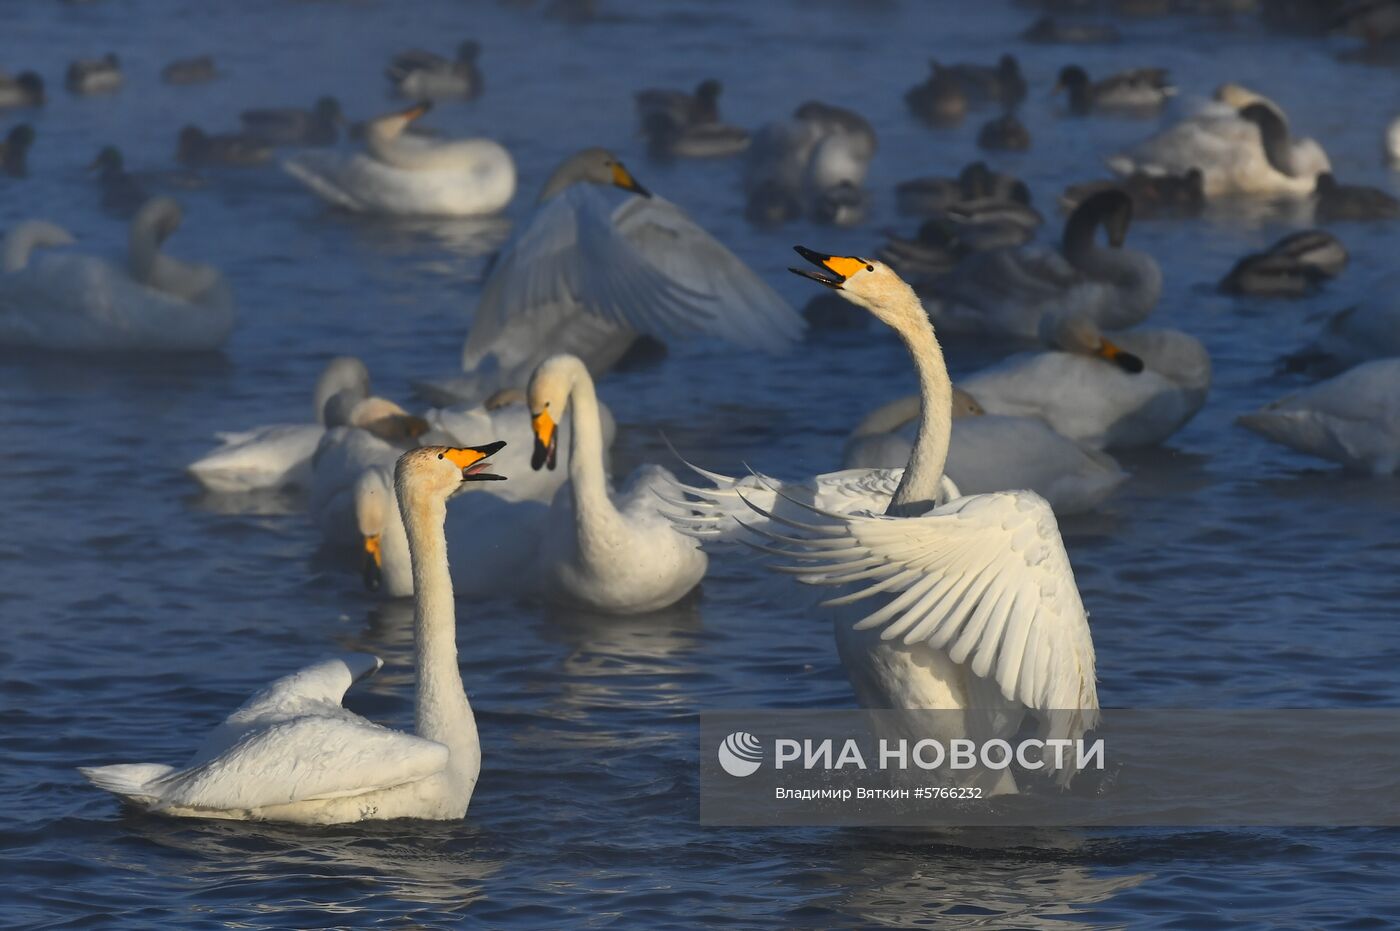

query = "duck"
[[2, 124, 34, 177], [0, 71, 44, 108], [842, 389, 1127, 515], [66, 54, 122, 95], [931, 189, 1162, 339], [641, 112, 750, 160], [1238, 359, 1400, 475], [0, 198, 235, 352], [283, 102, 515, 217], [960, 314, 1211, 449], [241, 97, 343, 147], [188, 357, 372, 494], [1312, 172, 1400, 221], [904, 64, 968, 126], [161, 55, 216, 85], [944, 54, 1027, 108], [526, 354, 706, 614], [89, 146, 149, 216], [1109, 96, 1329, 198], [429, 148, 801, 406], [387, 41, 482, 100], [665, 248, 1099, 795], [1023, 16, 1123, 44], [177, 125, 272, 167], [1060, 169, 1204, 218], [1220, 230, 1347, 296], [1286, 273, 1400, 374], [1053, 65, 1174, 114], [745, 101, 876, 225], [636, 78, 722, 129], [977, 112, 1031, 151], [896, 161, 1029, 216], [80, 442, 505, 823]]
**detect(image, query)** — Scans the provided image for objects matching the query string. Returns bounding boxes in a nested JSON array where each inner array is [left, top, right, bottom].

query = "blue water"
[[3, 0, 1400, 927]]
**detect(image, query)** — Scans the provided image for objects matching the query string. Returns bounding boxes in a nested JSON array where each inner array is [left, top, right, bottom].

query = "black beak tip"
[[473, 439, 507, 457], [1116, 352, 1145, 374]]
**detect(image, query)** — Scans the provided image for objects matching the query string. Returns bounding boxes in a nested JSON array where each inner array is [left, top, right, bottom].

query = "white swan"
[[1108, 92, 1329, 198], [429, 148, 802, 405], [80, 442, 505, 823], [666, 248, 1099, 794], [744, 101, 876, 226], [932, 190, 1161, 339], [526, 354, 707, 614], [284, 103, 515, 217], [1238, 359, 1400, 475], [0, 199, 234, 352], [1290, 272, 1400, 374], [188, 357, 371, 494], [843, 392, 1127, 515], [960, 315, 1211, 449]]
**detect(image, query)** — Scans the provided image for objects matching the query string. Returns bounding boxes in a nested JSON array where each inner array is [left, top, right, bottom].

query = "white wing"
[[283, 152, 512, 217], [616, 196, 804, 353], [742, 490, 1099, 738], [187, 423, 324, 493]]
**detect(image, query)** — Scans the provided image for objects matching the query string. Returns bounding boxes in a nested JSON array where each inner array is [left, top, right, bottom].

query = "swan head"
[[526, 354, 584, 471], [1044, 313, 1144, 374], [1214, 82, 1269, 111], [789, 246, 922, 331], [354, 468, 392, 592], [395, 442, 508, 503], [951, 387, 985, 418], [351, 397, 430, 442], [1064, 189, 1132, 251], [541, 148, 649, 202], [313, 357, 372, 424]]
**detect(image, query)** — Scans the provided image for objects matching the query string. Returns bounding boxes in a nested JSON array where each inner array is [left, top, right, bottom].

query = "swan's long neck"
[[127, 219, 162, 286], [886, 288, 953, 517], [563, 360, 621, 533], [398, 484, 478, 766], [3, 222, 70, 274]]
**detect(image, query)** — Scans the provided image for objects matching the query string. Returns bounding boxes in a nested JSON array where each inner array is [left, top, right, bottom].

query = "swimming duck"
[[1060, 169, 1204, 218], [944, 54, 1027, 108], [1220, 230, 1347, 297], [0, 71, 44, 108], [1312, 173, 1400, 221], [387, 41, 482, 100], [161, 56, 216, 85], [66, 54, 122, 95], [241, 97, 343, 147], [904, 64, 968, 126], [641, 111, 749, 160], [89, 146, 149, 216], [977, 112, 1031, 151], [1286, 272, 1400, 374], [636, 78, 722, 129], [2, 124, 35, 177], [896, 161, 1029, 216], [177, 126, 272, 167], [1053, 65, 1174, 114]]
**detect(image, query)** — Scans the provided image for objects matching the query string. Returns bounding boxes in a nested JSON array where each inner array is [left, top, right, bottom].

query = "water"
[[3, 0, 1400, 926]]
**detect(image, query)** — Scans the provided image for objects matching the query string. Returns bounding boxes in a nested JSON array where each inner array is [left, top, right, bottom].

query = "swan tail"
[[283, 156, 362, 211], [79, 763, 175, 803]]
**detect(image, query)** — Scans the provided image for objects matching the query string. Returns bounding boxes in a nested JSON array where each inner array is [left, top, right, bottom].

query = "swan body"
[[80, 443, 504, 823], [528, 354, 706, 614], [1238, 359, 1400, 475], [961, 323, 1211, 449], [667, 248, 1099, 794], [450, 149, 801, 405], [188, 357, 372, 494], [285, 104, 515, 217], [0, 199, 235, 352], [932, 190, 1161, 339], [745, 103, 875, 224]]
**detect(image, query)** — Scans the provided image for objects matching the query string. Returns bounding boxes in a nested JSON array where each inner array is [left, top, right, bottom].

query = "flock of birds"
[[3, 2, 1397, 824]]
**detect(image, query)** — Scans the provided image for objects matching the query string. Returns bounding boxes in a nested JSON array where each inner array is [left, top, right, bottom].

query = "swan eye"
[[866, 264, 874, 272], [437, 453, 444, 460]]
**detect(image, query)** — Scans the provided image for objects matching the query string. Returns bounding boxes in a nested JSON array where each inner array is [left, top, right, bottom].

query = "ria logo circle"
[[718, 731, 763, 777]]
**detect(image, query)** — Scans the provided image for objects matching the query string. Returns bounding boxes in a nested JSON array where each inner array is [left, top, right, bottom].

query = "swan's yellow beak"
[[361, 534, 382, 592], [1096, 339, 1145, 374], [401, 101, 432, 122], [531, 410, 558, 471], [443, 442, 508, 482], [610, 160, 651, 197], [789, 246, 868, 289]]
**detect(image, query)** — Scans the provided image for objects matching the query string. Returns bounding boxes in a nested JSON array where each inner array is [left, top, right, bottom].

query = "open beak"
[[1097, 339, 1144, 374], [789, 246, 867, 289], [443, 440, 508, 482], [361, 535, 382, 592], [610, 160, 651, 198], [531, 410, 558, 471]]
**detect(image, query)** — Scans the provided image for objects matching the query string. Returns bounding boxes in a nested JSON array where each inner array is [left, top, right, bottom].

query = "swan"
[[1287, 273, 1400, 374], [931, 189, 1162, 339], [1053, 66, 1174, 114], [284, 103, 515, 217], [527, 354, 707, 614], [745, 102, 876, 226], [665, 248, 1099, 794], [430, 148, 801, 405], [187, 357, 372, 494], [1, 124, 34, 177], [80, 442, 505, 823], [161, 56, 216, 86], [388, 41, 482, 100], [843, 392, 1127, 515], [1238, 359, 1400, 475], [1214, 83, 1331, 179], [961, 314, 1211, 449], [1220, 230, 1347, 297], [0, 198, 235, 352], [67, 54, 122, 95], [1108, 96, 1329, 198], [0, 70, 44, 108], [241, 97, 343, 147]]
